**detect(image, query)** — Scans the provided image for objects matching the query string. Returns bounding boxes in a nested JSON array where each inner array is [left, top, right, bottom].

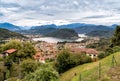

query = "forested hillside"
[[0, 28, 25, 40]]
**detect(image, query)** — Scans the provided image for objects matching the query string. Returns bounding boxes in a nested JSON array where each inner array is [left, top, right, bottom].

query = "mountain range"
[[0, 23, 21, 31], [0, 22, 117, 30], [0, 22, 117, 38], [27, 23, 116, 38]]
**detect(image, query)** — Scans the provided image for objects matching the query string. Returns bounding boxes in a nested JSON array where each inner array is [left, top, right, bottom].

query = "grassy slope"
[[60, 52, 120, 81]]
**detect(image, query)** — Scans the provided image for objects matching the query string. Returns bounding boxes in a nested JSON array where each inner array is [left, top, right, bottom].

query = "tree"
[[55, 50, 71, 73], [1, 40, 36, 62], [9, 63, 19, 77], [17, 42, 36, 60], [1, 40, 22, 51], [86, 38, 110, 51], [55, 50, 92, 73], [7, 77, 21, 81], [111, 26, 120, 47], [0, 40, 36, 80], [112, 46, 120, 53], [20, 59, 38, 77], [23, 64, 59, 81], [0, 63, 4, 81]]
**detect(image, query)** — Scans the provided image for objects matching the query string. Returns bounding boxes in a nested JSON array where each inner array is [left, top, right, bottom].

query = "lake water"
[[32, 34, 86, 43]]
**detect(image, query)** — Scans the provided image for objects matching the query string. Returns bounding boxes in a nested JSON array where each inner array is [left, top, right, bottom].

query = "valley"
[[1, 0, 120, 81], [0, 22, 118, 81]]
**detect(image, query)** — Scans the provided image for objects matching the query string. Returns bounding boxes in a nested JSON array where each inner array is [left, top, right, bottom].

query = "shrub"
[[112, 46, 120, 53], [98, 52, 106, 59], [7, 77, 21, 81], [55, 50, 71, 73], [100, 75, 110, 81], [23, 64, 59, 81], [20, 59, 38, 78], [55, 50, 92, 73]]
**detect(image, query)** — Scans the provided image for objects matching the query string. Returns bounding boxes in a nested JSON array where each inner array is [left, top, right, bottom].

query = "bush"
[[55, 50, 71, 73], [98, 52, 106, 59], [0, 64, 4, 81], [0, 57, 3, 61], [112, 46, 120, 53], [98, 47, 115, 59], [98, 46, 120, 59], [9, 63, 19, 77], [80, 53, 92, 63], [23, 64, 59, 81], [20, 59, 38, 78], [1, 40, 36, 63], [7, 77, 21, 81], [100, 75, 110, 81], [55, 50, 92, 73]]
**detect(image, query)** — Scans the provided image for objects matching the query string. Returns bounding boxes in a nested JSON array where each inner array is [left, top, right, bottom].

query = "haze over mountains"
[[0, 22, 117, 38], [0, 23, 21, 31]]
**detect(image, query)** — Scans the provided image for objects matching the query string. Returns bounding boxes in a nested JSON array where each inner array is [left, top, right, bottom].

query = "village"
[[0, 35, 100, 64], [33, 36, 100, 63]]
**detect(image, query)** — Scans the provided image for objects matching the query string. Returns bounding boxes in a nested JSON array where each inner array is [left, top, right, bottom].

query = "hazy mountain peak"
[[0, 22, 21, 31]]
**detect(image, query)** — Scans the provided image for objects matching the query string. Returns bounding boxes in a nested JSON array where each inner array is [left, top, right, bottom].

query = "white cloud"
[[0, 0, 120, 26]]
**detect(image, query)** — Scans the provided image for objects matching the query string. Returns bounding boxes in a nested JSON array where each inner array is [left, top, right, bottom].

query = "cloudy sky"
[[0, 0, 120, 26]]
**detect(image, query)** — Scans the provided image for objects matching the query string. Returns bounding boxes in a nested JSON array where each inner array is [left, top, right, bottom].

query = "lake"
[[32, 34, 86, 43]]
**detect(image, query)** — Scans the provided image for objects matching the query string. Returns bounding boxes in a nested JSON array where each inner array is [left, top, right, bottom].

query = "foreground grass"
[[60, 52, 120, 81]]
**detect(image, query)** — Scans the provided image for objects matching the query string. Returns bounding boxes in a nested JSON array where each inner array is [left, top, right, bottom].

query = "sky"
[[0, 0, 120, 26]]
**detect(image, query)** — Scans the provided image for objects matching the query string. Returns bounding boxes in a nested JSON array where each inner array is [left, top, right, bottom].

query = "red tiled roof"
[[33, 52, 41, 59], [5, 49, 17, 54], [86, 49, 98, 54], [70, 48, 98, 54]]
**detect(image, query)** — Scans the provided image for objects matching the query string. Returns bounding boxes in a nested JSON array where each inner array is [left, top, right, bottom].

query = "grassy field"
[[60, 52, 120, 81]]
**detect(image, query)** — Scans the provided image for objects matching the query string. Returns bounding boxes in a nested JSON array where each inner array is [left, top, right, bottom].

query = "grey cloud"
[[0, 13, 4, 17], [83, 15, 111, 19], [1, 0, 120, 26]]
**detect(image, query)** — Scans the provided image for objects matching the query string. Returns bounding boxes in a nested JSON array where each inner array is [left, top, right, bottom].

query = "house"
[[35, 42, 58, 59], [33, 52, 45, 63], [2, 49, 17, 56], [70, 48, 99, 59], [64, 42, 86, 49]]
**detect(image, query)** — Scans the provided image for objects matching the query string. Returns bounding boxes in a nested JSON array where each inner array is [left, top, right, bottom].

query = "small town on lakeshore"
[[0, 34, 100, 63]]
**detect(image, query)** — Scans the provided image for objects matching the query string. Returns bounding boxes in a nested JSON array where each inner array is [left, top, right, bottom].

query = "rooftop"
[[5, 49, 17, 54], [70, 48, 98, 54]]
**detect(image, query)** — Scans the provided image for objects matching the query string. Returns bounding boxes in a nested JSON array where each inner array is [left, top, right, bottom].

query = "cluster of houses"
[[64, 42, 86, 49], [0, 39, 99, 63], [64, 42, 99, 59], [70, 48, 98, 58], [33, 41, 99, 63], [33, 42, 59, 63]]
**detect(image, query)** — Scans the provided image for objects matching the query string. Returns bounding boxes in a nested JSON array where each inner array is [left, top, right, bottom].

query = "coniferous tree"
[[111, 26, 120, 47]]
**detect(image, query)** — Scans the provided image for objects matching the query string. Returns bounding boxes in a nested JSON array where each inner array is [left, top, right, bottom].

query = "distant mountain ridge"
[[30, 23, 96, 30], [0, 22, 117, 32], [31, 24, 57, 29], [73, 25, 114, 34], [0, 22, 117, 38], [0, 23, 21, 31], [30, 23, 116, 34]]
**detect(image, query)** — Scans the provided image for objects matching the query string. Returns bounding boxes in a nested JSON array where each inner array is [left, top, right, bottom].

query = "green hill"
[[60, 52, 120, 81], [86, 30, 114, 38], [46, 28, 78, 39], [0, 28, 26, 40]]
